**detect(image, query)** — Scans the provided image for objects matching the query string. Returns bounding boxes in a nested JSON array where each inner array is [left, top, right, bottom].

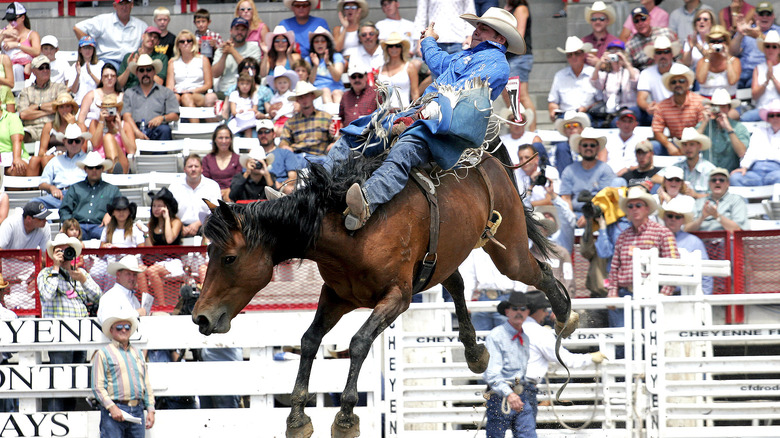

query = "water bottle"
[[139, 119, 146, 134]]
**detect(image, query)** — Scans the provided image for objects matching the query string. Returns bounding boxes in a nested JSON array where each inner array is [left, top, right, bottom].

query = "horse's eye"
[[223, 255, 237, 265]]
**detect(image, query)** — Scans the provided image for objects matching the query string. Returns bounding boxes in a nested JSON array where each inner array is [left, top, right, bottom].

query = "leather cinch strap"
[[410, 168, 439, 294]]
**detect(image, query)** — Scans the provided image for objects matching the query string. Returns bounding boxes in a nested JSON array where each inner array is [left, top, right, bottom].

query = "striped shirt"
[[91, 340, 155, 411], [652, 92, 705, 140], [608, 220, 679, 297], [37, 267, 102, 318], [279, 109, 334, 156]]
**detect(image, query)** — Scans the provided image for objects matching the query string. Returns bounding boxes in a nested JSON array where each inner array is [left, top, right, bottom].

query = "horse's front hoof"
[[555, 311, 579, 338], [331, 411, 360, 438], [286, 413, 313, 438], [466, 343, 490, 374]]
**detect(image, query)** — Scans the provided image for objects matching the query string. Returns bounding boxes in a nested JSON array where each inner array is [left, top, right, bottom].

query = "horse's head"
[[192, 200, 274, 335]]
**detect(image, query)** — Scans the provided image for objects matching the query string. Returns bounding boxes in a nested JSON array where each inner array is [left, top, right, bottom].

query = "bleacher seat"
[[172, 122, 221, 139], [147, 172, 186, 190], [179, 107, 219, 121], [730, 185, 776, 218], [3, 176, 43, 209], [233, 137, 259, 153], [132, 140, 187, 174]]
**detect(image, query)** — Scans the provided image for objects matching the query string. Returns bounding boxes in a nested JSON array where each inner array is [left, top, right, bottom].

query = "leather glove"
[[590, 351, 608, 364]]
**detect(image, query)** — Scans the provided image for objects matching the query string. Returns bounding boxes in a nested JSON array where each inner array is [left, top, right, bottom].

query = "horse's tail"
[[525, 202, 558, 261]]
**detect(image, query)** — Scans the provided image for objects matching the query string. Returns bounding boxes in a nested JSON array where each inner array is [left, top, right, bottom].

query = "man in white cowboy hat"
[[118, 26, 168, 90], [560, 127, 617, 223], [377, 0, 418, 57], [668, 0, 713, 44], [74, 0, 147, 69], [583, 1, 621, 65], [621, 140, 664, 192], [59, 151, 121, 240], [279, 82, 333, 158], [673, 126, 717, 195], [34, 123, 88, 209], [122, 53, 180, 141], [653, 63, 706, 155], [688, 167, 747, 232], [608, 186, 678, 328], [344, 23, 384, 70], [18, 55, 68, 143], [339, 60, 378, 125], [659, 196, 713, 294], [98, 255, 147, 322], [552, 110, 590, 173], [695, 88, 749, 172], [625, 6, 679, 71], [730, 1, 780, 88], [230, 144, 276, 201], [636, 35, 677, 125], [548, 36, 597, 123], [278, 0, 330, 59], [91, 308, 156, 435], [213, 17, 261, 96], [732, 99, 780, 186]]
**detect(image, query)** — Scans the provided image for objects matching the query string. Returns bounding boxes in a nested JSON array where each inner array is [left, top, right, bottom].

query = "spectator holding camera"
[[230, 145, 276, 202], [695, 26, 741, 99], [589, 40, 639, 128], [695, 88, 749, 172]]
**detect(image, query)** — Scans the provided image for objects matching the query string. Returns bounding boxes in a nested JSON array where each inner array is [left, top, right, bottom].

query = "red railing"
[[0, 249, 42, 316]]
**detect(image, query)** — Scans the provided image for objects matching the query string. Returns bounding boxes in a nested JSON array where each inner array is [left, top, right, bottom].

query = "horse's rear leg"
[[332, 286, 409, 438], [287, 285, 353, 438], [442, 270, 489, 373], [534, 258, 579, 338]]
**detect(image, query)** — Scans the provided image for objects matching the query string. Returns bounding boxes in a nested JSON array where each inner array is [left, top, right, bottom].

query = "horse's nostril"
[[194, 314, 211, 334]]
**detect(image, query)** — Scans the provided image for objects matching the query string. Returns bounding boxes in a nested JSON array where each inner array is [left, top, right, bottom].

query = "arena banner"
[[0, 412, 84, 437]]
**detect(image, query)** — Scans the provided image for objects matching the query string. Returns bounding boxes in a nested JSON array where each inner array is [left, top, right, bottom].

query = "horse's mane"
[[204, 155, 385, 264]]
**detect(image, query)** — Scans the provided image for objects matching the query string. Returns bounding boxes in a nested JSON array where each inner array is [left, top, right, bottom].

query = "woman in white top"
[[681, 9, 715, 68], [377, 32, 419, 110], [101, 196, 145, 248], [166, 29, 217, 118], [695, 25, 740, 99], [333, 0, 367, 53], [743, 31, 780, 121], [79, 63, 122, 126], [69, 36, 104, 107]]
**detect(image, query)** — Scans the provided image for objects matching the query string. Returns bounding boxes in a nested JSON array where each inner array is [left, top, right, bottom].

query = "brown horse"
[[193, 154, 577, 438]]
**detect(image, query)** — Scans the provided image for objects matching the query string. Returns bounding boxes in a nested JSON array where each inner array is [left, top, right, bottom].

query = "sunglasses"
[[239, 7, 252, 11], [626, 202, 646, 209], [670, 78, 688, 85], [564, 122, 581, 129], [350, 73, 365, 79], [590, 16, 608, 22], [292, 3, 310, 8], [665, 213, 684, 220], [114, 323, 132, 331], [386, 44, 402, 49], [768, 113, 780, 118], [258, 129, 273, 134], [343, 4, 359, 10], [566, 50, 584, 58], [633, 15, 648, 24], [655, 49, 672, 55], [360, 32, 377, 38], [765, 44, 780, 50], [178, 39, 193, 44], [695, 16, 711, 22], [667, 178, 683, 183], [758, 10, 773, 17], [274, 38, 289, 44], [137, 66, 155, 73], [510, 305, 527, 311], [66, 138, 84, 145], [36, 65, 51, 70], [709, 38, 725, 44], [710, 177, 727, 183], [580, 143, 599, 148]]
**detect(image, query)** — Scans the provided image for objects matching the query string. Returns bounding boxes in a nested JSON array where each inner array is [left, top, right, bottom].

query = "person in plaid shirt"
[[625, 6, 678, 71]]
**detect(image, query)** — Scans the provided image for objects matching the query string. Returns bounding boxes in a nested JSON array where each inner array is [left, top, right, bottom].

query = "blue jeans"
[[507, 54, 533, 83], [471, 292, 510, 331], [730, 160, 780, 186], [139, 123, 172, 141], [485, 385, 538, 438], [363, 135, 430, 213], [199, 395, 240, 409], [474, 0, 499, 16], [80, 223, 105, 240], [738, 69, 754, 89], [100, 403, 145, 438], [32, 192, 65, 210], [740, 107, 762, 122], [608, 287, 633, 328]]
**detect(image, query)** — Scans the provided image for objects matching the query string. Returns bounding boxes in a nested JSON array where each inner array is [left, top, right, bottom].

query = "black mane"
[[204, 155, 385, 264]]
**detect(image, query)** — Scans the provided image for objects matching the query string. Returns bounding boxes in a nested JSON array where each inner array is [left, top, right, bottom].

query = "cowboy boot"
[[344, 183, 370, 231]]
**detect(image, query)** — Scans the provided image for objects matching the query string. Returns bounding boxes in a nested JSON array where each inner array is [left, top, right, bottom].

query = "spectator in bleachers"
[[79, 64, 122, 126], [743, 30, 780, 121], [719, 0, 755, 33], [559, 127, 617, 225], [696, 88, 749, 172], [98, 255, 146, 321], [669, 0, 713, 45], [730, 1, 779, 88], [292, 58, 313, 85], [229, 57, 274, 123], [531, 211, 576, 296], [213, 18, 261, 98], [1, 2, 40, 81], [152, 7, 174, 60], [266, 66, 298, 132], [18, 55, 67, 144], [142, 187, 184, 298], [203, 125, 242, 201], [73, 0, 147, 70], [35, 124, 87, 209], [621, 140, 664, 192], [118, 26, 167, 90], [69, 36, 104, 107], [583, 1, 620, 65], [681, 9, 716, 68], [231, 144, 275, 202], [193, 8, 222, 65], [731, 99, 780, 186], [590, 40, 639, 128], [307, 26, 346, 105], [548, 36, 597, 123], [0, 95, 31, 177], [656, 165, 696, 207], [341, 61, 378, 125], [38, 35, 70, 95], [673, 127, 717, 195], [659, 196, 714, 294], [620, 0, 669, 42], [0, 52, 13, 114], [279, 0, 330, 59], [515, 143, 551, 207], [168, 154, 221, 238], [377, 0, 418, 58], [257, 120, 298, 195], [378, 33, 418, 111], [228, 73, 261, 137], [279, 82, 333, 160], [626, 7, 678, 71], [344, 23, 384, 72], [653, 63, 705, 155], [100, 196, 144, 249], [499, 105, 546, 169], [59, 151, 120, 240], [695, 26, 741, 99], [235, 0, 268, 48], [605, 108, 640, 177], [334, 0, 368, 54], [637, 36, 677, 126], [166, 29, 217, 115], [39, 93, 84, 171], [122, 54, 180, 141], [90, 94, 135, 175], [552, 110, 589, 174], [687, 167, 747, 231], [261, 26, 300, 77], [0, 200, 50, 251]]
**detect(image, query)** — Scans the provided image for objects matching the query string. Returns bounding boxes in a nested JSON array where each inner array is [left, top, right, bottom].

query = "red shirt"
[[339, 85, 379, 126], [608, 219, 679, 296]]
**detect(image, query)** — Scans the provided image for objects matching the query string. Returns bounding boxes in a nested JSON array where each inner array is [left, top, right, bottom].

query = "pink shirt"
[[622, 7, 670, 37]]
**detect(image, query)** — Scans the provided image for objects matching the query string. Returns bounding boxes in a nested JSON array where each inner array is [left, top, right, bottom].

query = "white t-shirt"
[[377, 18, 418, 52], [100, 225, 144, 247], [0, 211, 51, 250], [637, 64, 673, 103], [97, 282, 140, 323], [606, 132, 642, 173], [269, 90, 295, 121]]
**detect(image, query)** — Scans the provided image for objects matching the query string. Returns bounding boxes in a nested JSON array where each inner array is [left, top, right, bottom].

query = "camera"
[[63, 246, 77, 262], [577, 190, 603, 219], [107, 107, 117, 116], [712, 44, 724, 53], [608, 53, 619, 63], [532, 166, 548, 186], [177, 282, 201, 316]]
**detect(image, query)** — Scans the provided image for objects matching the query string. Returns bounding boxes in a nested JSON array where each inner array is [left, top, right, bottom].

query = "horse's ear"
[[217, 199, 241, 230], [203, 199, 218, 211]]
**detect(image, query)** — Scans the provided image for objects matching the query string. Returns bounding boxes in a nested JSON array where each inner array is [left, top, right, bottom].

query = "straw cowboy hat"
[[496, 292, 528, 316], [570, 127, 607, 152], [106, 196, 137, 220], [98, 93, 123, 113], [266, 65, 299, 93], [585, 1, 617, 25], [758, 30, 780, 54], [759, 99, 780, 121], [662, 63, 694, 91], [380, 32, 411, 56], [643, 35, 682, 60], [52, 93, 78, 114], [107, 254, 145, 276], [76, 151, 112, 171], [0, 273, 8, 289], [128, 53, 163, 76], [46, 233, 83, 260], [100, 307, 139, 339], [659, 195, 695, 224], [704, 88, 740, 109], [264, 25, 295, 53], [461, 7, 526, 55], [287, 81, 324, 100], [554, 110, 591, 136], [619, 185, 658, 215], [54, 123, 93, 143], [707, 25, 731, 44], [557, 36, 594, 55], [240, 145, 274, 168], [674, 126, 712, 151], [337, 0, 368, 20], [308, 26, 335, 47]]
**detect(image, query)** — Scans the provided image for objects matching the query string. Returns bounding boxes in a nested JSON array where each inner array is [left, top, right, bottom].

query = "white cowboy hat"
[[661, 63, 694, 92], [266, 65, 299, 93], [240, 145, 275, 168], [619, 185, 658, 215], [758, 30, 780, 54], [461, 7, 526, 55], [674, 127, 712, 151], [288, 81, 324, 100], [264, 25, 296, 53], [54, 123, 92, 143], [703, 88, 740, 109], [662, 165, 684, 180], [643, 35, 682, 59], [128, 53, 163, 76], [76, 151, 112, 171], [283, 0, 312, 11], [107, 254, 144, 276], [554, 110, 591, 136], [585, 1, 617, 25], [228, 112, 260, 135], [308, 26, 335, 47], [46, 233, 83, 260], [100, 308, 139, 339], [570, 127, 607, 152], [659, 195, 695, 224], [337, 0, 368, 20], [759, 98, 780, 120], [556, 36, 594, 55]]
